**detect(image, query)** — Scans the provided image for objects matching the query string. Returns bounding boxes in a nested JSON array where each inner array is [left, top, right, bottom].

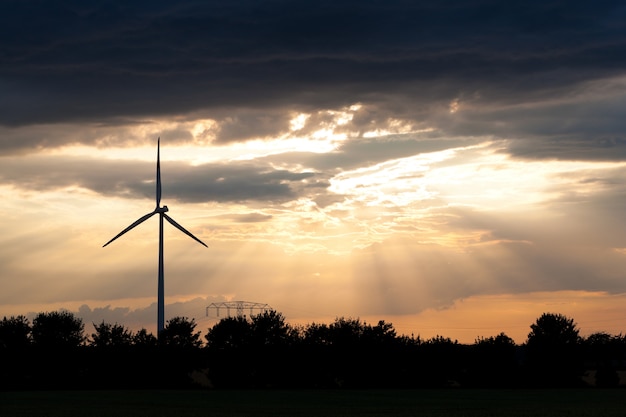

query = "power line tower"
[[206, 301, 272, 319]]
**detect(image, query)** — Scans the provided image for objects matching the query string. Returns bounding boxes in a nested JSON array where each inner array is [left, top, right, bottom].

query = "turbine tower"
[[103, 138, 207, 337]]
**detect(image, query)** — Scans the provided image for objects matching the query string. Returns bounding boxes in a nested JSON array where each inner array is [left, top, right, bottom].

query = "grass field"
[[1, 389, 625, 417]]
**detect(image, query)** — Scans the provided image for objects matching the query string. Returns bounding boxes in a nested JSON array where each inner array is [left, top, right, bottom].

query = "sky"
[[1, 0, 626, 343]]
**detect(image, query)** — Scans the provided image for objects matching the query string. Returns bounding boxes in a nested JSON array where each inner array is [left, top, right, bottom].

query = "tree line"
[[0, 310, 624, 390]]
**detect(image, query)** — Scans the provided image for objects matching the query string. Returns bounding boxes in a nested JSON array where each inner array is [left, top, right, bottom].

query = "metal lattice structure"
[[206, 301, 272, 318]]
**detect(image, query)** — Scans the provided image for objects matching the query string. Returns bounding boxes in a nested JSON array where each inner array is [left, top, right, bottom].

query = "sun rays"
[[2, 101, 626, 341]]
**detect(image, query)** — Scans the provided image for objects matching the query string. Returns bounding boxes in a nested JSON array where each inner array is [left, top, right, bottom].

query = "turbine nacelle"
[[155, 205, 169, 213]]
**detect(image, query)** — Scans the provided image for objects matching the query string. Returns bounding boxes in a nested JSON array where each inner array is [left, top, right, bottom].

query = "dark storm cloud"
[[161, 162, 317, 203], [211, 110, 293, 143], [0, 154, 320, 204], [436, 78, 626, 160], [1, 0, 625, 148]]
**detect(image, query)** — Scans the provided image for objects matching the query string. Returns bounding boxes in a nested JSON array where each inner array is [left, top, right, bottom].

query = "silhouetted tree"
[[305, 317, 386, 388], [416, 335, 465, 387], [583, 332, 623, 387], [363, 320, 397, 346], [469, 332, 519, 387], [361, 320, 407, 387], [86, 322, 135, 388], [90, 321, 133, 348], [0, 315, 31, 350], [205, 315, 251, 349], [250, 310, 295, 347], [133, 328, 158, 348], [328, 317, 366, 347], [0, 315, 32, 389], [475, 332, 516, 349], [30, 311, 86, 388], [10, 307, 622, 390], [298, 322, 333, 387], [205, 312, 301, 388], [204, 316, 253, 387], [525, 313, 583, 387], [160, 317, 202, 348], [328, 317, 367, 386], [528, 313, 580, 346], [303, 322, 331, 346], [249, 310, 299, 387], [96, 328, 158, 389], [32, 310, 86, 349]]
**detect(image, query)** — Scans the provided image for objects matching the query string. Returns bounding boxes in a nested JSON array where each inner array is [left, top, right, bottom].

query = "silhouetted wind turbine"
[[103, 138, 207, 337]]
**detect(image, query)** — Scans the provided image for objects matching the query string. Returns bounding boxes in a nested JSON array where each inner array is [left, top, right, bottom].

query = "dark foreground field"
[[1, 389, 625, 417]]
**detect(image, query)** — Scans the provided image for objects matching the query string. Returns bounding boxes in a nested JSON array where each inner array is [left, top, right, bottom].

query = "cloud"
[[1, 1, 624, 139], [348, 229, 626, 317], [24, 296, 227, 335], [211, 111, 294, 143], [0, 154, 322, 204], [224, 213, 273, 223], [2, 0, 626, 340]]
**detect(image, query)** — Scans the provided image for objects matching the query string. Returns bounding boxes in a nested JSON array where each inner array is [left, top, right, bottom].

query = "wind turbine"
[[103, 138, 207, 337]]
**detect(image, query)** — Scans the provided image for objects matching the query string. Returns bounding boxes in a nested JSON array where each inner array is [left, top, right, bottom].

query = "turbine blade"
[[103, 211, 157, 247], [163, 213, 208, 248], [156, 137, 162, 208]]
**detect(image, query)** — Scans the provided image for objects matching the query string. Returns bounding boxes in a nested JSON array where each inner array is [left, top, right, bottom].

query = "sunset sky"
[[1, 1, 625, 343]]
